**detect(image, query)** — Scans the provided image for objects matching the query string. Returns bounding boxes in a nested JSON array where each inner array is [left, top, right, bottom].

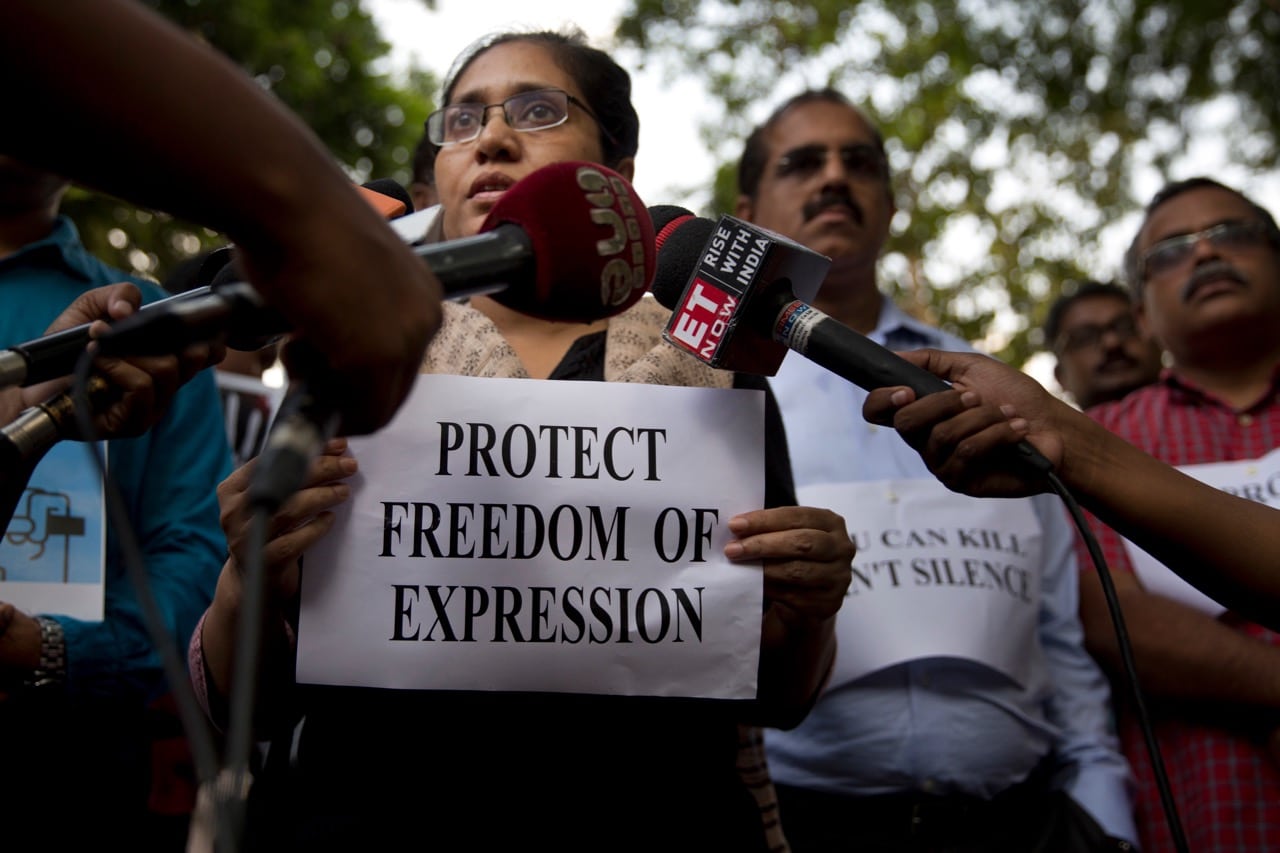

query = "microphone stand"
[[215, 382, 339, 853]]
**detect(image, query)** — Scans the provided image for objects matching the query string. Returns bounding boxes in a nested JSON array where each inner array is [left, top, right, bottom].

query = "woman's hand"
[[725, 505, 854, 727], [199, 439, 357, 713], [725, 506, 854, 631], [216, 438, 357, 606]]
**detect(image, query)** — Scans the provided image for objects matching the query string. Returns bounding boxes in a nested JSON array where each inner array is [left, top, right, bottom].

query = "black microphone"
[[651, 208, 1052, 474]]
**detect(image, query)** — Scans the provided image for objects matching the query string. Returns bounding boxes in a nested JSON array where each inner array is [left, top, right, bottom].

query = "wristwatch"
[[24, 616, 67, 690]]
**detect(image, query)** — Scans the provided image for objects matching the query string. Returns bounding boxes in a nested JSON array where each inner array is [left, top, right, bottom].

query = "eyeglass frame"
[[425, 87, 618, 147], [1053, 312, 1140, 354], [1138, 219, 1277, 281], [773, 143, 888, 182]]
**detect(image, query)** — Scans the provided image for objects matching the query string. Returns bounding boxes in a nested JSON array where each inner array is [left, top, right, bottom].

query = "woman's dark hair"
[[439, 28, 639, 169]]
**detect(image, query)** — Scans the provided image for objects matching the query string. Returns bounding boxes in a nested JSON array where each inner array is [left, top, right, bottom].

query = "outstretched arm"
[[862, 348, 1280, 628], [0, 0, 441, 435]]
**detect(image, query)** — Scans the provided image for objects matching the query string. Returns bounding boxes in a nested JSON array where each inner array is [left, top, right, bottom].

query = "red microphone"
[[471, 160, 654, 322]]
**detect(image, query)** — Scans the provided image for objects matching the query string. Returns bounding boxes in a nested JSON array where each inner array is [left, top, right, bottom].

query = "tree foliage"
[[617, 0, 1279, 365], [62, 0, 436, 287]]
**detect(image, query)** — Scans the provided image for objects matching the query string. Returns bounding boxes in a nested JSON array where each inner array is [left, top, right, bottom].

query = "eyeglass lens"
[[776, 144, 885, 180], [1061, 314, 1138, 352], [431, 89, 570, 145], [1143, 221, 1268, 278]]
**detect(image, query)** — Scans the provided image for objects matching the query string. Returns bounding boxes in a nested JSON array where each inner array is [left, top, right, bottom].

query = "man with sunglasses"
[[1044, 280, 1163, 410], [734, 89, 1137, 852], [1075, 177, 1280, 853]]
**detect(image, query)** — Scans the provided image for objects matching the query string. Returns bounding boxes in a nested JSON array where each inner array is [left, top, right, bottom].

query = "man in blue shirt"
[[733, 90, 1137, 851], [0, 156, 231, 845]]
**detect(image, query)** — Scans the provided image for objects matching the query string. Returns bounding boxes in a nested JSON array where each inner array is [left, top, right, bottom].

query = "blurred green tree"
[[60, 0, 437, 287], [617, 0, 1279, 365]]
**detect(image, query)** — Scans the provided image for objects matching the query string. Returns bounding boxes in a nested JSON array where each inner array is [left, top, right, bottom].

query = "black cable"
[[1046, 469, 1190, 853], [69, 350, 221, 787]]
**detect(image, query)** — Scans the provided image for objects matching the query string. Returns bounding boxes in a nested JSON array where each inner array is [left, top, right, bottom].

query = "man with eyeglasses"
[[1044, 280, 1163, 410], [733, 88, 1137, 852], [1073, 177, 1280, 853]]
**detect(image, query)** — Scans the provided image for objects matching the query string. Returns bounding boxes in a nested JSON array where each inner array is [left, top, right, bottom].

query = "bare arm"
[[862, 348, 1280, 630], [0, 0, 441, 434], [1079, 568, 1280, 710]]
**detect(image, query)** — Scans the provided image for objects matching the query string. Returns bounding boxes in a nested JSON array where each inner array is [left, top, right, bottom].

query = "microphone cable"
[[1044, 468, 1190, 853], [70, 347, 268, 852], [68, 348, 223, 814]]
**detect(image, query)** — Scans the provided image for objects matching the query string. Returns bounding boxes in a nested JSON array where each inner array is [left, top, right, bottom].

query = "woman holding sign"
[[195, 28, 853, 852]]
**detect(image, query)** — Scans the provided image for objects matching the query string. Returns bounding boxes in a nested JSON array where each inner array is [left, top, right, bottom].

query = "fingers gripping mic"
[[650, 208, 1052, 474]]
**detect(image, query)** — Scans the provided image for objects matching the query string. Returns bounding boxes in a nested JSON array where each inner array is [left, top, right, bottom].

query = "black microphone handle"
[[90, 228, 535, 361], [246, 381, 341, 513], [764, 295, 1054, 475], [411, 223, 534, 298], [0, 325, 91, 388], [770, 298, 952, 398]]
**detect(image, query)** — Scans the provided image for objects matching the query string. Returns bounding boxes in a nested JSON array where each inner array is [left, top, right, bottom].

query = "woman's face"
[[435, 41, 632, 239]]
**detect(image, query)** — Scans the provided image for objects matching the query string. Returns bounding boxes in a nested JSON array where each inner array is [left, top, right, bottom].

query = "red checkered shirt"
[[1081, 370, 1280, 853]]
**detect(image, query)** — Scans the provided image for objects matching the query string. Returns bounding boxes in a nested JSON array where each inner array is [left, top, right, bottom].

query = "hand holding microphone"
[[3, 282, 221, 442], [1, 282, 222, 530], [861, 349, 1069, 497]]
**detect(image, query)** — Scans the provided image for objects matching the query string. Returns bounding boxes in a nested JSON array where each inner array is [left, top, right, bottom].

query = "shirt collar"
[[873, 298, 944, 349], [0, 216, 95, 283]]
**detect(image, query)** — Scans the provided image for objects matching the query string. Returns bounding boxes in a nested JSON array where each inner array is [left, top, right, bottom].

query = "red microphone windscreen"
[[479, 161, 655, 323]]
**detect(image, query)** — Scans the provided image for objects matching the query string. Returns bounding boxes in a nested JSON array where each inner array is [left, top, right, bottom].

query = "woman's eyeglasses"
[[426, 88, 616, 146]]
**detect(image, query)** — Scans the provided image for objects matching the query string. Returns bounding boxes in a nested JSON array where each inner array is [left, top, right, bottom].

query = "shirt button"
[[1239, 414, 1255, 426]]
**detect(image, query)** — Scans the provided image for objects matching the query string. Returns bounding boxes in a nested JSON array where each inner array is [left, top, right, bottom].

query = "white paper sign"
[[0, 442, 107, 620], [297, 374, 766, 699], [1124, 448, 1280, 618], [798, 478, 1044, 687]]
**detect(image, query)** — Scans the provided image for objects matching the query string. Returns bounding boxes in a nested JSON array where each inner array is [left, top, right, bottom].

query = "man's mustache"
[[1182, 259, 1247, 301], [803, 189, 864, 225]]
